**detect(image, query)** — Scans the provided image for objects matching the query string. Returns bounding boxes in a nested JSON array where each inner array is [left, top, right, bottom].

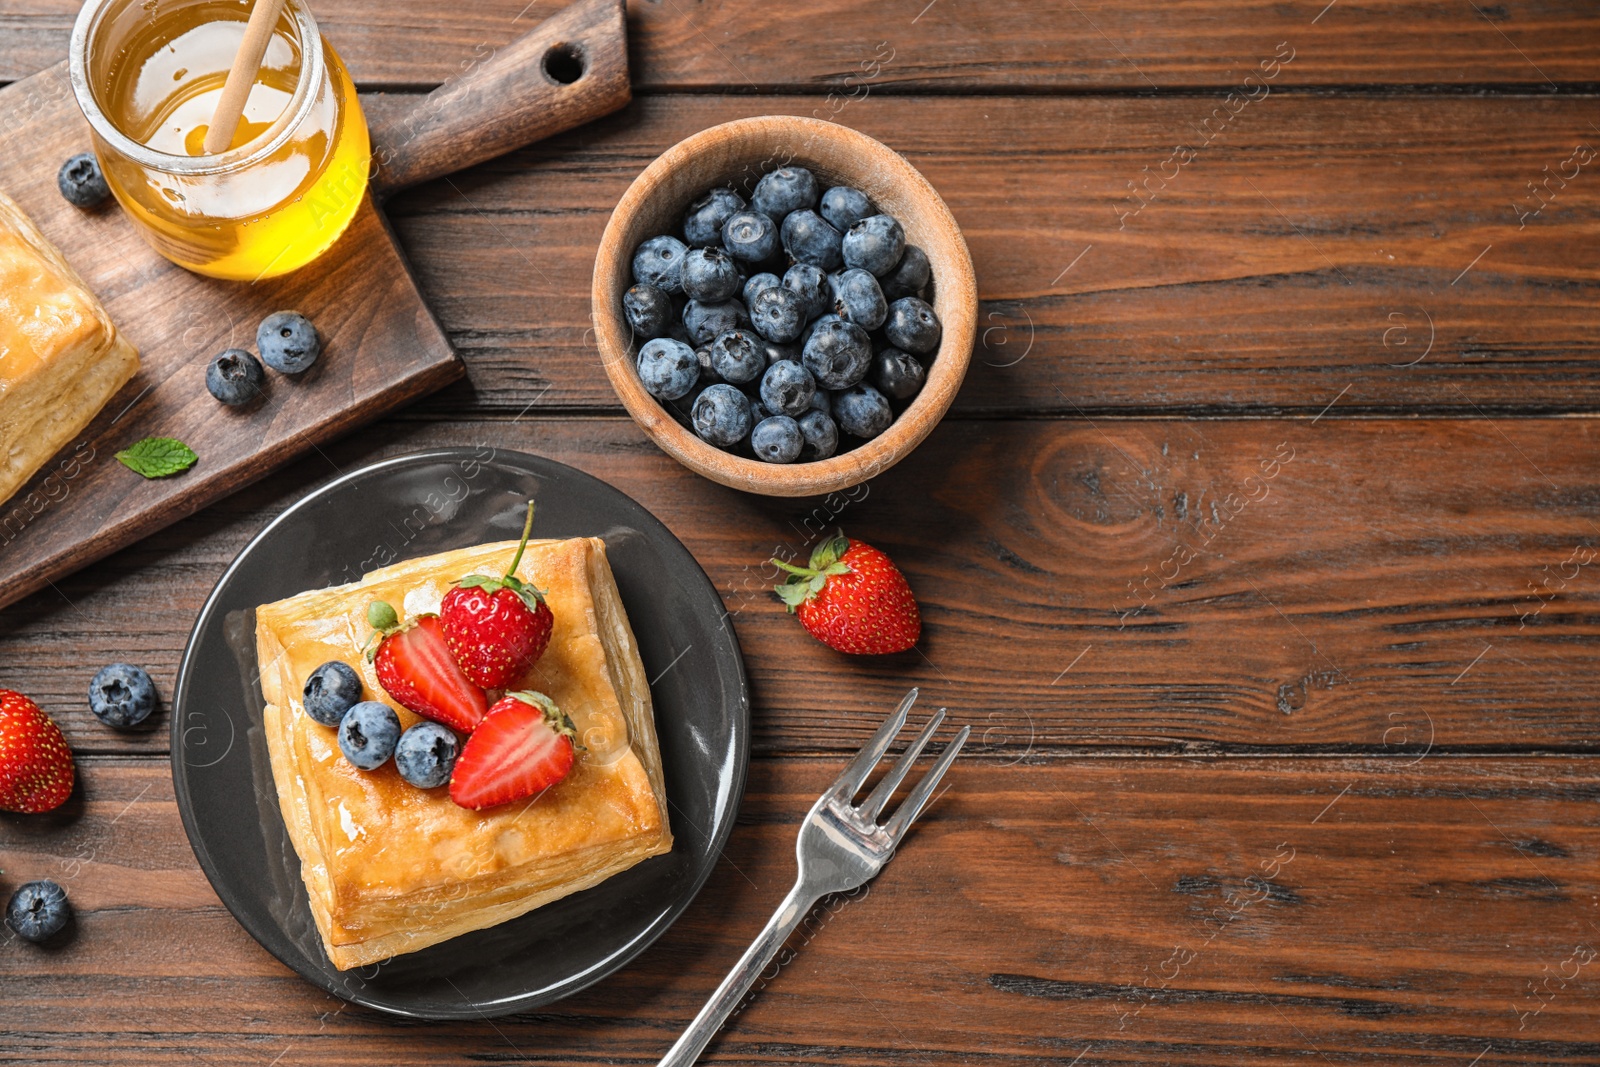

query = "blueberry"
[[683, 298, 749, 345], [780, 209, 843, 270], [636, 337, 699, 399], [667, 319, 695, 347], [693, 345, 724, 385], [881, 244, 932, 301], [760, 359, 816, 417], [57, 153, 109, 208], [834, 382, 894, 439], [205, 348, 266, 406], [752, 166, 818, 221], [781, 264, 830, 320], [755, 337, 802, 371], [303, 660, 363, 727], [681, 246, 741, 303], [743, 272, 781, 308], [842, 214, 905, 276], [257, 311, 320, 374], [798, 409, 839, 460], [820, 185, 873, 232], [831, 268, 887, 330], [745, 390, 774, 425], [749, 284, 806, 344], [683, 186, 746, 247], [872, 348, 926, 401], [623, 283, 674, 338], [6, 881, 71, 942], [665, 383, 706, 429], [394, 721, 460, 789], [884, 296, 942, 355], [800, 311, 840, 348], [692, 384, 754, 447], [802, 318, 872, 389], [88, 662, 156, 729], [721, 210, 780, 263], [633, 234, 689, 293], [708, 329, 765, 385], [808, 387, 833, 416], [339, 701, 401, 770], [751, 415, 804, 463]]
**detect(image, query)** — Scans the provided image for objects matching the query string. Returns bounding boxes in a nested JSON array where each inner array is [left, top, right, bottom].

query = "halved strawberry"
[[449, 691, 578, 810], [366, 602, 488, 733], [441, 500, 555, 689], [0, 689, 75, 814]]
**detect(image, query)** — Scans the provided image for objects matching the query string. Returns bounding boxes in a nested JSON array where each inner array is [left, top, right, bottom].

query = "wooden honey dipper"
[[202, 0, 290, 154]]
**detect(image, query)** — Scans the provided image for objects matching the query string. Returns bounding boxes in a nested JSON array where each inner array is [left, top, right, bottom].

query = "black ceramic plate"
[[171, 448, 748, 1018]]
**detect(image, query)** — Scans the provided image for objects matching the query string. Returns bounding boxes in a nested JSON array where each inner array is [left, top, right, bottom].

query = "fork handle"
[[657, 882, 818, 1067]]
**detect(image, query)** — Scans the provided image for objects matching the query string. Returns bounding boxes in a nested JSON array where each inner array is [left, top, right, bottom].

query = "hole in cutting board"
[[543, 43, 585, 84]]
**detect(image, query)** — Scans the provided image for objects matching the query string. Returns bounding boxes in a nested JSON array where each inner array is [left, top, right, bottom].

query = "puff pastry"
[[255, 536, 672, 970], [0, 190, 139, 506]]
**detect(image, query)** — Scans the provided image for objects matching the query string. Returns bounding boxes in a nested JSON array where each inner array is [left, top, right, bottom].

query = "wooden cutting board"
[[0, 0, 628, 611]]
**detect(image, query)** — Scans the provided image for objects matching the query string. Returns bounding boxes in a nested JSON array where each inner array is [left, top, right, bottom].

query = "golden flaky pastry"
[[0, 190, 139, 505], [255, 536, 672, 970]]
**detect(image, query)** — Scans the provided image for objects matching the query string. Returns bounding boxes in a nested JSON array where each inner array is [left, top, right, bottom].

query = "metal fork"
[[657, 688, 968, 1067]]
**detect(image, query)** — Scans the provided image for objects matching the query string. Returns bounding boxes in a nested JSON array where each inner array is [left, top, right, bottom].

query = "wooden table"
[[4, 2, 1600, 1063]]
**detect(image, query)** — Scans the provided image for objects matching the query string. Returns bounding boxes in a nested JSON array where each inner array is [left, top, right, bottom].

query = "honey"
[[70, 0, 370, 280]]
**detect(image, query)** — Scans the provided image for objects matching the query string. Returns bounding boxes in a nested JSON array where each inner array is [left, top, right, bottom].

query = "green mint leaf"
[[116, 436, 197, 479]]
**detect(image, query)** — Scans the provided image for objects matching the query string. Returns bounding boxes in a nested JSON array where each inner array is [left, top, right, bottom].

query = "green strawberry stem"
[[367, 600, 399, 631], [503, 500, 537, 581], [770, 533, 853, 613], [363, 599, 407, 660], [454, 500, 546, 608]]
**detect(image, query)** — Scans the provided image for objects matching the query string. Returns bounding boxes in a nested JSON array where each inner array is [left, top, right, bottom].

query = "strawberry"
[[449, 691, 579, 810], [0, 690, 75, 814], [772, 533, 921, 655], [366, 603, 489, 733], [441, 500, 554, 689]]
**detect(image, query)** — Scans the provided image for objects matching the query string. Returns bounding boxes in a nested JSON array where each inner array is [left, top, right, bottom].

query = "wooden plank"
[[0, 64, 462, 614], [5, 415, 1599, 756], [364, 92, 1600, 417], [1, 756, 1596, 1064], [7, 0, 1600, 90]]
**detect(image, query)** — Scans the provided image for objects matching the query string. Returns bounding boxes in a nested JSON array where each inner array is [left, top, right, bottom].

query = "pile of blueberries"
[[623, 165, 941, 464]]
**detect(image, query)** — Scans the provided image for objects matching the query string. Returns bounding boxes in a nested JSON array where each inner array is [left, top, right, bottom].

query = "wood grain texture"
[[5, 415, 1599, 757], [2, 756, 1596, 1065], [6, 0, 1600, 90], [362, 92, 1600, 417], [368, 0, 631, 195], [0, 64, 462, 613], [3, 5, 1597, 1061]]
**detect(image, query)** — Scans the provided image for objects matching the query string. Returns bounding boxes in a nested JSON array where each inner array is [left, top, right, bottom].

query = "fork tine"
[[882, 724, 970, 844], [826, 688, 917, 800], [858, 708, 946, 822]]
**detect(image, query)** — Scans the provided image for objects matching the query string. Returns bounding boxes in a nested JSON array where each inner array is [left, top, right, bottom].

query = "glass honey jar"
[[69, 0, 370, 280]]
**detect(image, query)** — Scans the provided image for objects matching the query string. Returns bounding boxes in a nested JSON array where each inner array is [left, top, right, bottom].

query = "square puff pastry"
[[0, 189, 139, 505], [255, 536, 672, 970]]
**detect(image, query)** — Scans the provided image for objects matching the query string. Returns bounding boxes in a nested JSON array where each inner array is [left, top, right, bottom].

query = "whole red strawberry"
[[772, 533, 921, 655], [441, 500, 554, 689], [449, 691, 579, 810], [0, 690, 75, 813], [367, 603, 489, 733]]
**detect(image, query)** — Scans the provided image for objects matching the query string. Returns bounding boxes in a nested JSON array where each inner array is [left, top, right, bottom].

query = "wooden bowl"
[[592, 116, 976, 497]]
